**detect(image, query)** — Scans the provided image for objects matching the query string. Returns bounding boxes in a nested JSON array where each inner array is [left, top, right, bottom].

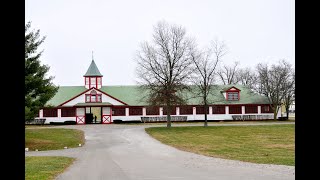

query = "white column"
[[39, 109, 43, 118], [160, 107, 163, 116], [176, 107, 180, 115], [225, 106, 229, 114], [143, 107, 146, 116], [242, 106, 245, 114], [58, 109, 61, 118], [258, 106, 261, 114], [193, 107, 196, 115], [125, 108, 129, 116], [209, 106, 213, 115]]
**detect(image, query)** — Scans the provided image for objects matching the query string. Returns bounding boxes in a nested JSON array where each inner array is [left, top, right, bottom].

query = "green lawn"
[[25, 128, 85, 151], [25, 156, 75, 180], [119, 120, 294, 125], [145, 124, 294, 166]]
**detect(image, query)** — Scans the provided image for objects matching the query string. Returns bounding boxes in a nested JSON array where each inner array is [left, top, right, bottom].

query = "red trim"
[[59, 87, 128, 106], [76, 115, 86, 124], [102, 115, 112, 124], [225, 86, 241, 92], [58, 88, 93, 106], [92, 88, 129, 105]]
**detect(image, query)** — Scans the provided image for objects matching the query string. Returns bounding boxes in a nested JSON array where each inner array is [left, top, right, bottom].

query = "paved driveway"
[[26, 123, 295, 180]]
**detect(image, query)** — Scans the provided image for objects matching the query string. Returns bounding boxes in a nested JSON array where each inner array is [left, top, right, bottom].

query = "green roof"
[[46, 85, 270, 107], [84, 60, 103, 77]]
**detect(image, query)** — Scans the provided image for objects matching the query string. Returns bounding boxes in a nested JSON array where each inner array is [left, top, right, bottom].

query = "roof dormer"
[[221, 86, 241, 101]]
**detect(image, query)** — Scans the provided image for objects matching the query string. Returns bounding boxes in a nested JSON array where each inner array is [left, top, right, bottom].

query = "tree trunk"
[[204, 103, 208, 127], [273, 105, 278, 121], [286, 106, 290, 120], [166, 105, 171, 128]]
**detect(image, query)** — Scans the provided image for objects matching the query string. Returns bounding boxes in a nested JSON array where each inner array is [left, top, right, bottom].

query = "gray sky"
[[25, 0, 295, 86]]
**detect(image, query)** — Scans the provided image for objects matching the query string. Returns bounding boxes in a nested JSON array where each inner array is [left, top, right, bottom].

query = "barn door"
[[102, 107, 112, 124], [76, 108, 85, 124]]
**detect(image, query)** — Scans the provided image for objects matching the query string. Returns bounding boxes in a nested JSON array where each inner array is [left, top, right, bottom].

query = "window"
[[180, 106, 193, 115], [212, 105, 225, 114], [61, 107, 76, 117], [91, 77, 96, 85], [229, 105, 242, 114], [91, 95, 96, 102], [97, 77, 101, 85], [85, 91, 102, 102], [97, 95, 101, 102], [261, 105, 273, 113], [86, 95, 90, 102], [146, 106, 159, 115], [113, 107, 126, 116], [43, 108, 57, 117], [196, 106, 209, 114], [245, 105, 258, 114], [227, 92, 239, 101], [163, 106, 176, 115], [85, 77, 89, 85], [129, 107, 143, 115]]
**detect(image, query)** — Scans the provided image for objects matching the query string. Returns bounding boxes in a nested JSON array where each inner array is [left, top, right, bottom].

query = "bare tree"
[[256, 60, 293, 120], [236, 67, 258, 90], [283, 71, 295, 119], [217, 61, 240, 85], [135, 21, 196, 128], [191, 40, 226, 127]]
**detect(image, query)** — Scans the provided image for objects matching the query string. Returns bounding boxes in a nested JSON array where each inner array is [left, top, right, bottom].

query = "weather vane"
[[92, 50, 94, 60]]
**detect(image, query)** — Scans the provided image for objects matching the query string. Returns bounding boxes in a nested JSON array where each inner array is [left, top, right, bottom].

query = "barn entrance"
[[85, 107, 102, 124], [91, 107, 102, 123]]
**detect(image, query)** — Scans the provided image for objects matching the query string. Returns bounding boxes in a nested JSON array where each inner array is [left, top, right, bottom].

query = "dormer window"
[[227, 92, 239, 100], [225, 86, 241, 101], [85, 90, 102, 102]]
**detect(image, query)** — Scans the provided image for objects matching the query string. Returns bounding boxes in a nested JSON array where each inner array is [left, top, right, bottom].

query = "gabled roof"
[[45, 85, 271, 107], [221, 86, 241, 92], [84, 60, 103, 77]]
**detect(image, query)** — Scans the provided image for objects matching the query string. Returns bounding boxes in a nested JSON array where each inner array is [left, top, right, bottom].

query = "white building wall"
[[176, 107, 180, 115], [143, 108, 146, 116], [39, 109, 43, 118], [222, 92, 227, 99], [242, 106, 245, 114], [58, 109, 61, 118], [225, 106, 229, 114], [125, 108, 129, 116], [103, 107, 111, 115]]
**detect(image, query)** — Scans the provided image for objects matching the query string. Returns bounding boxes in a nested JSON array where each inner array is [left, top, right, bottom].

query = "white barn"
[[37, 60, 279, 124]]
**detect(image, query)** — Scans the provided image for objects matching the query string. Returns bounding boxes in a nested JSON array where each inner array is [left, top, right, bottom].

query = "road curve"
[[26, 124, 295, 180]]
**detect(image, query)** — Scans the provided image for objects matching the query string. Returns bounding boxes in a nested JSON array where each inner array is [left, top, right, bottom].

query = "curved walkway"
[[26, 123, 295, 180]]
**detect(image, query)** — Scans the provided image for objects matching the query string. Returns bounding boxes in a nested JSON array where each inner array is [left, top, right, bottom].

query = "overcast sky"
[[25, 0, 295, 86]]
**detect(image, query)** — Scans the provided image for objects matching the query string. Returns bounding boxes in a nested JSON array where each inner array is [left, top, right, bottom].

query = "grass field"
[[118, 120, 294, 125], [25, 128, 85, 151], [25, 156, 75, 180], [145, 124, 294, 166]]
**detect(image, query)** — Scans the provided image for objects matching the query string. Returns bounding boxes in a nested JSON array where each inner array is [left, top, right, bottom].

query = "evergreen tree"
[[25, 22, 58, 121]]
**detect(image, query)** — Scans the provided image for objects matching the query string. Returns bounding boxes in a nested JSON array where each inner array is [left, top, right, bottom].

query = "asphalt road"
[[25, 123, 295, 180]]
